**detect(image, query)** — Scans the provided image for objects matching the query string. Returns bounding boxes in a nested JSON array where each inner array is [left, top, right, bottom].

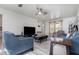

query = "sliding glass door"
[[49, 21, 62, 34]]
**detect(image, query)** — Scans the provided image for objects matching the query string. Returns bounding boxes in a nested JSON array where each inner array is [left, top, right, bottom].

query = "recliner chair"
[[66, 32, 79, 54]]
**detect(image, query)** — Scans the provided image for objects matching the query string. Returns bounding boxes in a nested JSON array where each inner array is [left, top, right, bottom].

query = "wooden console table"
[[49, 39, 72, 55]]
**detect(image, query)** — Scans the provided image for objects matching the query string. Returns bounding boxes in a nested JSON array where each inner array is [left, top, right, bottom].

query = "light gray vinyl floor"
[[25, 40, 67, 55]]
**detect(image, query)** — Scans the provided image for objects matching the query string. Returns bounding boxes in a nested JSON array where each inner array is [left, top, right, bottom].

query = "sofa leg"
[[31, 48, 34, 51]]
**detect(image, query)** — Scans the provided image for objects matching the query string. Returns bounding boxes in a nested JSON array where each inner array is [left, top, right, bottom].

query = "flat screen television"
[[24, 26, 35, 37]]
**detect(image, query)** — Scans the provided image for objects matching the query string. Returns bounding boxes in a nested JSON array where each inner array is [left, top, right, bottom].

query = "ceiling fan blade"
[[35, 6, 48, 15], [44, 12, 47, 15]]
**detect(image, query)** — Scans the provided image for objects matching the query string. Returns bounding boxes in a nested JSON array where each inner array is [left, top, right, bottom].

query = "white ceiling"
[[0, 4, 78, 21]]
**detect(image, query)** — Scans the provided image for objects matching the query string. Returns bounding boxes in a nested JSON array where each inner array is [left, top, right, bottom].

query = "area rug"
[[25, 40, 67, 55]]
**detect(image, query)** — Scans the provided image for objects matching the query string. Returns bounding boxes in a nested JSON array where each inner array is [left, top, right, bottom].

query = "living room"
[[0, 4, 79, 55]]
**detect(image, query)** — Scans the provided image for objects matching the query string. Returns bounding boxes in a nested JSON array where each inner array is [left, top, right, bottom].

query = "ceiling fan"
[[18, 4, 23, 7], [36, 7, 48, 15]]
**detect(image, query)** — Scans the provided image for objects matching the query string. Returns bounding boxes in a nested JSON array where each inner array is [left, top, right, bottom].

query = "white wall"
[[62, 17, 76, 33], [45, 21, 49, 35], [0, 8, 77, 35], [0, 8, 38, 35]]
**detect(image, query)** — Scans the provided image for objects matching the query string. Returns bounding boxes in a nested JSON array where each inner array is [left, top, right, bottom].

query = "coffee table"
[[35, 35, 48, 43], [49, 39, 72, 55]]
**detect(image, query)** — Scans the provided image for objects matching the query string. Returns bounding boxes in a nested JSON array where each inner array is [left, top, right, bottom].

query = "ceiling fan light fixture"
[[36, 6, 47, 15], [38, 11, 42, 15], [18, 4, 23, 7]]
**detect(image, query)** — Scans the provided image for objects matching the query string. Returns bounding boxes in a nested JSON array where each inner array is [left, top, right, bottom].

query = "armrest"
[[15, 35, 25, 37], [16, 37, 33, 43], [51, 39, 72, 46], [71, 36, 79, 43]]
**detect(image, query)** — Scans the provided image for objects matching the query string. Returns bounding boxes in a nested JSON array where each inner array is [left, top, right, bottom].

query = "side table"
[[49, 39, 72, 55]]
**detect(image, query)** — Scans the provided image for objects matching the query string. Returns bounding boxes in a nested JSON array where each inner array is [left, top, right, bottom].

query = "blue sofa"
[[3, 31, 34, 55], [66, 31, 79, 54]]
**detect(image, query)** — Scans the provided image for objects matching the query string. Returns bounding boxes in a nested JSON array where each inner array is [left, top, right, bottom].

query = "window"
[[49, 20, 62, 34], [55, 21, 62, 32]]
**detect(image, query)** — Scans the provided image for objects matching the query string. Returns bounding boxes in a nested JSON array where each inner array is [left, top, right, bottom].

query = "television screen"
[[24, 26, 35, 37]]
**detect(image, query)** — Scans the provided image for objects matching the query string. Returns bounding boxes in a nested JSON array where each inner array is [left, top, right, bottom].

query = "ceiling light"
[[38, 11, 42, 15]]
